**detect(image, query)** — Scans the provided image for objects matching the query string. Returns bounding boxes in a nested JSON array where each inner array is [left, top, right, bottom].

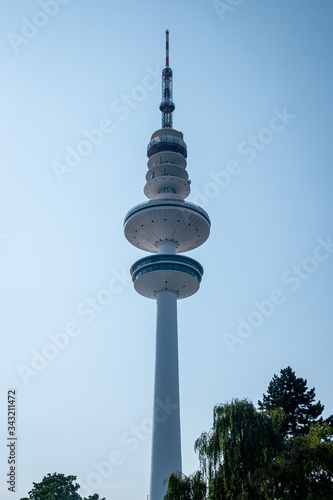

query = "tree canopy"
[[20, 473, 105, 500], [258, 366, 325, 436], [163, 471, 206, 500], [194, 399, 285, 499], [164, 367, 333, 500]]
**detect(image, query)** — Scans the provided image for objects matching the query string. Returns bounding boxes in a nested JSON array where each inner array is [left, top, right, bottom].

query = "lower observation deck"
[[124, 199, 211, 253], [130, 254, 203, 299]]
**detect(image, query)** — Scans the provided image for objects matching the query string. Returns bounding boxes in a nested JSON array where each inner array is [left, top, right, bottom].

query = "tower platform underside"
[[124, 200, 210, 253], [130, 254, 203, 299]]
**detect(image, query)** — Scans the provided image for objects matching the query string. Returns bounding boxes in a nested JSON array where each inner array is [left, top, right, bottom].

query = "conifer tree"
[[258, 366, 324, 436]]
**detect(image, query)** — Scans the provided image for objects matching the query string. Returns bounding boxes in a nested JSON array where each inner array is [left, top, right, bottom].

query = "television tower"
[[124, 30, 211, 500]]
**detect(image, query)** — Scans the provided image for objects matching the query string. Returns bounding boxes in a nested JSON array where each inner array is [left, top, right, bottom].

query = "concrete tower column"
[[158, 241, 176, 254], [150, 290, 181, 499]]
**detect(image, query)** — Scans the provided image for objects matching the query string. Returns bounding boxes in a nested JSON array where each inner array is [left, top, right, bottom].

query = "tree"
[[258, 366, 325, 437], [163, 471, 206, 500], [193, 399, 284, 499], [268, 421, 333, 499], [20, 473, 105, 500]]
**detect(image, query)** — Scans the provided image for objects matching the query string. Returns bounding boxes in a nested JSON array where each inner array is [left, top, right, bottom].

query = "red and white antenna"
[[165, 29, 170, 67]]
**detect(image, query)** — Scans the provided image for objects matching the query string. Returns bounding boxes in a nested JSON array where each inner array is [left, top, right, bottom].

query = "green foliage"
[[268, 422, 333, 499], [258, 366, 324, 436], [83, 496, 106, 500], [164, 367, 333, 500], [20, 473, 105, 500], [194, 399, 284, 499], [163, 471, 206, 500], [83, 495, 106, 500]]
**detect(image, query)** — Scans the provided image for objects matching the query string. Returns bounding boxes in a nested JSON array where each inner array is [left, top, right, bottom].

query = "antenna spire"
[[159, 29, 175, 129], [165, 29, 169, 67]]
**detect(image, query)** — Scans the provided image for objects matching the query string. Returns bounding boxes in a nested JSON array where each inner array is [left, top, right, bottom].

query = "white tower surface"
[[124, 30, 211, 500]]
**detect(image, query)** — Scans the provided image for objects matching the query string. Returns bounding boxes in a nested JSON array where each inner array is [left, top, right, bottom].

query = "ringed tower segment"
[[124, 30, 211, 500]]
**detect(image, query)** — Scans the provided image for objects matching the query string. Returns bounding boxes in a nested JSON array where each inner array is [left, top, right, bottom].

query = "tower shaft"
[[150, 290, 182, 499]]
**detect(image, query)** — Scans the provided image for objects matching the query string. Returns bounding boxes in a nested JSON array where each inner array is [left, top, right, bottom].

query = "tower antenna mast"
[[159, 29, 175, 129]]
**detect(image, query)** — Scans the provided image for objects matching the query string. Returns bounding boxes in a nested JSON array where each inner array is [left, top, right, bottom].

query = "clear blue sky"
[[1, 1, 332, 498]]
